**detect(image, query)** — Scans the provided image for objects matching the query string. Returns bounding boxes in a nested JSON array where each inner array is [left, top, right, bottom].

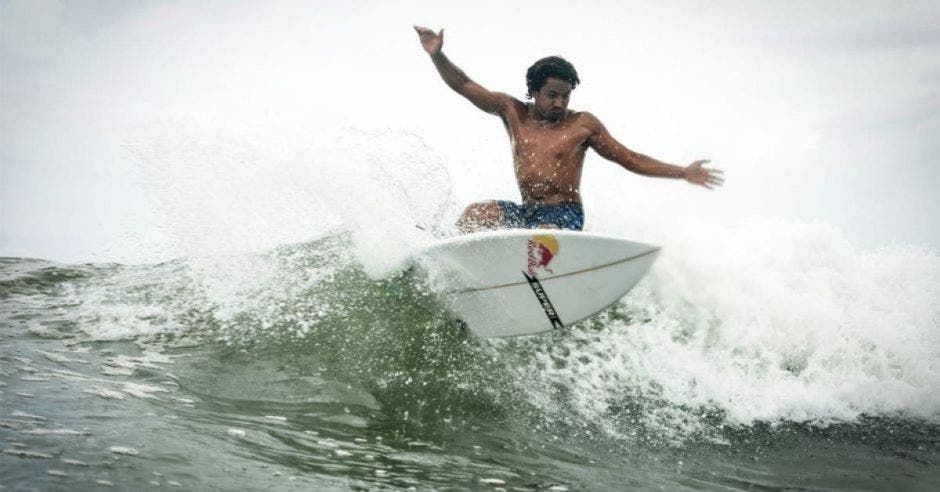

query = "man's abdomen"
[[515, 162, 583, 205]]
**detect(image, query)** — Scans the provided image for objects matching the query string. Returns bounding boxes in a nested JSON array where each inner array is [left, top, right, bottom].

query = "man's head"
[[526, 56, 580, 121]]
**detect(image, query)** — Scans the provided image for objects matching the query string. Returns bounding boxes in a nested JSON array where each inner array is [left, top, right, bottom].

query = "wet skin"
[[503, 78, 590, 205]]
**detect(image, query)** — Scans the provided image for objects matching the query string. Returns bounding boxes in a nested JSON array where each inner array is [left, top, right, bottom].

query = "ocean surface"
[[2, 228, 939, 491]]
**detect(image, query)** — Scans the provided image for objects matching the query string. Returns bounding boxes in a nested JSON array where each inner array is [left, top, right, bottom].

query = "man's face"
[[533, 77, 573, 122]]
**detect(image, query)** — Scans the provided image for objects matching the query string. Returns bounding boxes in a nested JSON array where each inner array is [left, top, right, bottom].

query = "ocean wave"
[[2, 219, 937, 444]]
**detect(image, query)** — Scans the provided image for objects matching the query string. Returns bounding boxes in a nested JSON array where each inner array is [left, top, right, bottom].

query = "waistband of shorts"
[[524, 201, 583, 210]]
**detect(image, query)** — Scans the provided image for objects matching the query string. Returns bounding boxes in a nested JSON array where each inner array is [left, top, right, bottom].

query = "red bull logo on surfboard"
[[526, 234, 559, 277]]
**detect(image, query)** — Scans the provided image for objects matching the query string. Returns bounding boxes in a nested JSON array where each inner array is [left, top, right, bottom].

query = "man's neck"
[[527, 104, 564, 126]]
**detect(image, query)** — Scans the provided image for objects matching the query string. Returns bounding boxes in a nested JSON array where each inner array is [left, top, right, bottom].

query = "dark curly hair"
[[525, 56, 580, 99]]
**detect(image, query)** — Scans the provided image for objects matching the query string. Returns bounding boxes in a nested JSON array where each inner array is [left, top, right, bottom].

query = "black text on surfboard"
[[522, 272, 565, 329]]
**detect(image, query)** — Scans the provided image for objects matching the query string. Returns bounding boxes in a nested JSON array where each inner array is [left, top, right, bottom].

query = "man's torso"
[[500, 100, 595, 206]]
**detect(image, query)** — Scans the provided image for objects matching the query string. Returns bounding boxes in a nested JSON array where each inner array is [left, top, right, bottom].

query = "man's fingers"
[[686, 160, 723, 189], [412, 25, 441, 36]]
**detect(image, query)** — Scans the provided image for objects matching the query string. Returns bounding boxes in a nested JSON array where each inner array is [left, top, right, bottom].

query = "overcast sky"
[[2, 0, 938, 263]]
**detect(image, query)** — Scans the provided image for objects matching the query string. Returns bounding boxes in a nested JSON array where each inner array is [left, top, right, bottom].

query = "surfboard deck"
[[410, 229, 659, 337]]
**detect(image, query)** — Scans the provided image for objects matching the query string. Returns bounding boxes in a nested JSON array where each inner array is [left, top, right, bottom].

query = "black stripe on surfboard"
[[522, 271, 565, 329], [443, 247, 660, 295]]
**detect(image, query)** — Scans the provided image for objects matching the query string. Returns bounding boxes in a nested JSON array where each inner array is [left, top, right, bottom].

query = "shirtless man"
[[414, 26, 724, 232]]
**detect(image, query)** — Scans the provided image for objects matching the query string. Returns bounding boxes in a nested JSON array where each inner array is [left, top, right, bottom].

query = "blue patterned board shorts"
[[496, 201, 584, 231]]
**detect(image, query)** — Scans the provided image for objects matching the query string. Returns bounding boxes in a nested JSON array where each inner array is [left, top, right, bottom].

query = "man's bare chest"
[[511, 123, 591, 159]]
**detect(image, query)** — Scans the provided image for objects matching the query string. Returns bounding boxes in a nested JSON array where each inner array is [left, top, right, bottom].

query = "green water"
[[1, 240, 938, 490]]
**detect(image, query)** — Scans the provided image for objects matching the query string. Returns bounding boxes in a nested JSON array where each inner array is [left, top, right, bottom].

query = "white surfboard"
[[411, 229, 659, 337]]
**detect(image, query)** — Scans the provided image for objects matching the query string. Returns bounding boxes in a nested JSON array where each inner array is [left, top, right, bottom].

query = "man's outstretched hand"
[[683, 160, 725, 189], [414, 25, 443, 56]]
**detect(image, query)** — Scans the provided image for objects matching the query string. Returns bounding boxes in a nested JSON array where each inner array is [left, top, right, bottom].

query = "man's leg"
[[456, 201, 506, 233]]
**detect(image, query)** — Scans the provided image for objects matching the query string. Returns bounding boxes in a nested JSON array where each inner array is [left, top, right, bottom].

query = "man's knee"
[[464, 200, 500, 217], [457, 201, 504, 232]]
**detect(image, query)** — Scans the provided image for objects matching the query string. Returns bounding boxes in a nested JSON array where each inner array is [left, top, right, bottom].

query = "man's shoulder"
[[571, 110, 599, 121], [568, 111, 602, 129], [496, 94, 526, 112]]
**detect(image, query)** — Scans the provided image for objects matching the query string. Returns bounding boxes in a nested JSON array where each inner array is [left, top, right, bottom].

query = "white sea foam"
[[508, 218, 940, 440], [120, 383, 168, 399], [109, 446, 139, 456], [10, 411, 47, 421], [20, 376, 51, 382], [84, 387, 127, 400], [23, 429, 91, 436], [37, 350, 88, 365]]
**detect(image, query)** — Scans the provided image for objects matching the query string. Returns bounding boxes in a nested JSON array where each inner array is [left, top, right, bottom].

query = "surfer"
[[414, 26, 724, 233]]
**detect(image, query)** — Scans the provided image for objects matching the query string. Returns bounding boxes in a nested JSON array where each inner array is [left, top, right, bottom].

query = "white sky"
[[2, 0, 938, 263]]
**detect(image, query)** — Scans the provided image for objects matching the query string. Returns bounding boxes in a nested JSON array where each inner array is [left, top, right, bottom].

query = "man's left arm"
[[584, 113, 724, 189]]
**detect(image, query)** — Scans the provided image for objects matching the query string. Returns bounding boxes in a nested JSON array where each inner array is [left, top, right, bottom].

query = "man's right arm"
[[414, 26, 510, 116]]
